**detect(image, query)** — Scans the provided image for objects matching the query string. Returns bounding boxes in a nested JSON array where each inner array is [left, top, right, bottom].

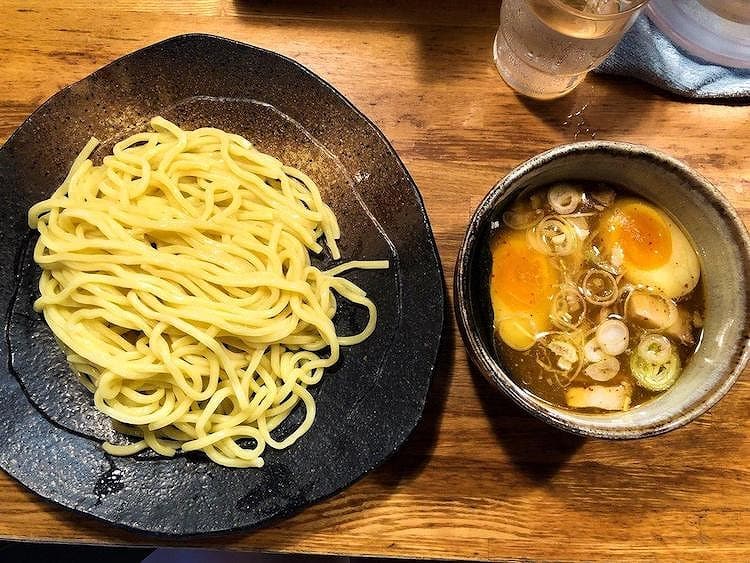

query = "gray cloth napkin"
[[595, 15, 750, 99]]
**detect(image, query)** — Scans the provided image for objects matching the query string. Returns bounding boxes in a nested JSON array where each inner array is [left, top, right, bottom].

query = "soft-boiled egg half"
[[490, 229, 559, 351], [597, 198, 700, 299]]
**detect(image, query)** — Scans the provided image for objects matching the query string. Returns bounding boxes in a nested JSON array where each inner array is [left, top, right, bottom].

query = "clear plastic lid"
[[647, 0, 750, 69]]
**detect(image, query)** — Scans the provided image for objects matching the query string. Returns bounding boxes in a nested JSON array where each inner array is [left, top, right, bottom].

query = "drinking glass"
[[494, 0, 651, 99]]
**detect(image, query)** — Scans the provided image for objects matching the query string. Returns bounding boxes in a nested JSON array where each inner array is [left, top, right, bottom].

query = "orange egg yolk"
[[490, 231, 557, 313], [603, 202, 672, 270]]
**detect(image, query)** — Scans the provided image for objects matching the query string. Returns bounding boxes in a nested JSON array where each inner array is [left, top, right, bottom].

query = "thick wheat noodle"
[[28, 116, 388, 468]]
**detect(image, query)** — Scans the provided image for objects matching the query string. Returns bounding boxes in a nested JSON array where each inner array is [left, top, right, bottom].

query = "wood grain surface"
[[1, 1, 749, 560]]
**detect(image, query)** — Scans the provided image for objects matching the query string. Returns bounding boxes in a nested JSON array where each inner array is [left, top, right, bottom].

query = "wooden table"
[[1, 1, 748, 560]]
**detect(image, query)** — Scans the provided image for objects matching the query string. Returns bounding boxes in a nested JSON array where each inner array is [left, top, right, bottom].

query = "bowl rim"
[[454, 140, 750, 439]]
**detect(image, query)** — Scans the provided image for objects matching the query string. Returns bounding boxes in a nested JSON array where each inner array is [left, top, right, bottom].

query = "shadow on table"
[[230, 0, 670, 144], [470, 362, 585, 483], [229, 0, 499, 26], [230, 0, 499, 85]]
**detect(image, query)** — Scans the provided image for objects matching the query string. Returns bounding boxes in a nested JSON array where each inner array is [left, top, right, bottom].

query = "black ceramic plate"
[[0, 34, 444, 535]]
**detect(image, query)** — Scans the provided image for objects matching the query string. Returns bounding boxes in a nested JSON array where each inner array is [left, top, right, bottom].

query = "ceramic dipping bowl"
[[454, 141, 750, 438]]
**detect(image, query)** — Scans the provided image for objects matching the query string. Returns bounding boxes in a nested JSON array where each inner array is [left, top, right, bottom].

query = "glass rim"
[[544, 0, 651, 21]]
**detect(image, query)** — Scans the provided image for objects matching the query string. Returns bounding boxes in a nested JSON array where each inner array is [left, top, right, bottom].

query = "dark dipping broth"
[[489, 183, 704, 412]]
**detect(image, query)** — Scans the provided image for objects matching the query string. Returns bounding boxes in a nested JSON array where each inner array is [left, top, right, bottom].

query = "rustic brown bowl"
[[454, 141, 750, 438]]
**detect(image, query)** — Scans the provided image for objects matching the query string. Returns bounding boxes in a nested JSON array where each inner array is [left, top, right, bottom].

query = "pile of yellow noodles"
[[28, 117, 387, 468]]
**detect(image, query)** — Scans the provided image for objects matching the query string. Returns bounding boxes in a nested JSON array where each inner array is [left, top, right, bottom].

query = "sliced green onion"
[[502, 208, 543, 230], [584, 338, 605, 363], [550, 286, 587, 330], [547, 339, 578, 368], [584, 356, 620, 382], [596, 319, 629, 356], [630, 350, 681, 392], [636, 334, 672, 365], [547, 185, 581, 215], [581, 268, 619, 306], [527, 215, 578, 257], [534, 333, 583, 386]]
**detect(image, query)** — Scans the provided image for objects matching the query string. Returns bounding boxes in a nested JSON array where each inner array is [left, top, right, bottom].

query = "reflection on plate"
[[0, 34, 444, 535]]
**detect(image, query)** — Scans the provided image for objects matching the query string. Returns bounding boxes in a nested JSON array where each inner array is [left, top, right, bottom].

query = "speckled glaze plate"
[[0, 34, 444, 535]]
